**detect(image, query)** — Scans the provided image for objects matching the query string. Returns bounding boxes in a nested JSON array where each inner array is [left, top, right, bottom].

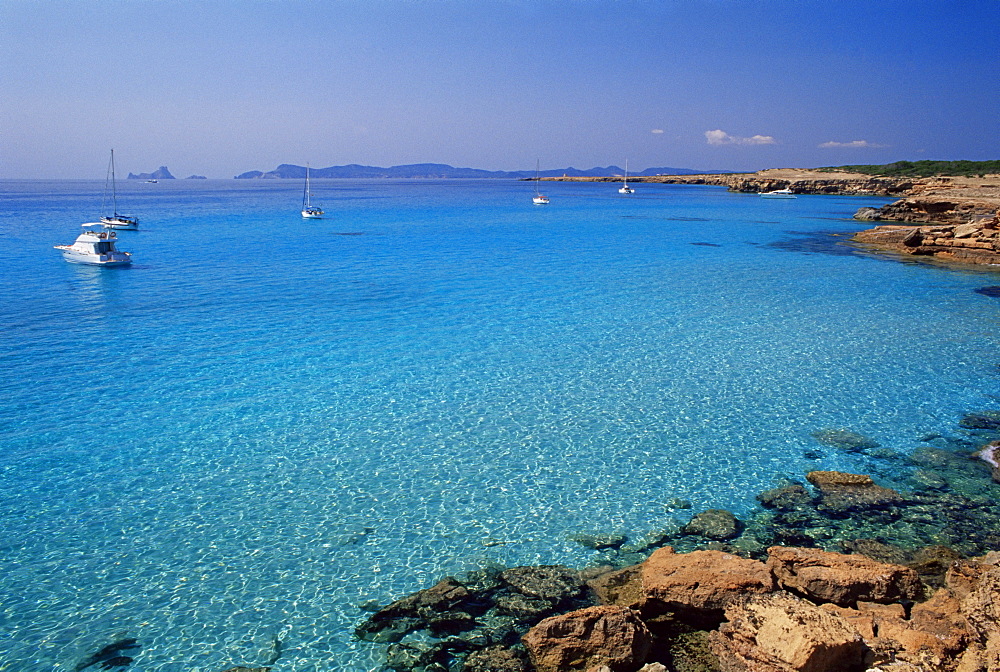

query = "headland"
[[550, 168, 1000, 267]]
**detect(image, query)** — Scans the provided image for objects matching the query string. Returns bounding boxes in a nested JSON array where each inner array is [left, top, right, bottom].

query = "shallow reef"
[[356, 408, 1000, 672]]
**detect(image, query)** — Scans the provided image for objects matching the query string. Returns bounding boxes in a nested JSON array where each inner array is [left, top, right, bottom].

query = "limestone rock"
[[709, 591, 868, 672], [767, 546, 923, 606], [642, 547, 775, 618], [522, 605, 652, 672], [960, 563, 1000, 641]]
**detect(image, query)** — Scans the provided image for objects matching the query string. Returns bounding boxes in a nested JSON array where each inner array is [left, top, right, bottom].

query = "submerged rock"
[[462, 645, 526, 672], [681, 509, 742, 540], [757, 482, 812, 511], [806, 470, 903, 516], [500, 565, 585, 602], [810, 428, 880, 453], [568, 532, 627, 550], [959, 411, 1000, 431]]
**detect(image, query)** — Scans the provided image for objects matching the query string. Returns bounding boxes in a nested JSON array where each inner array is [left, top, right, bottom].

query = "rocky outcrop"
[[767, 546, 924, 607], [126, 166, 175, 180], [554, 169, 915, 197], [973, 440, 1000, 483], [522, 605, 652, 672], [709, 591, 868, 672], [852, 211, 1000, 265], [641, 547, 776, 619]]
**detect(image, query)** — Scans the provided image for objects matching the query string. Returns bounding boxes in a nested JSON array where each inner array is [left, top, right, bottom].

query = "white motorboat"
[[618, 160, 634, 194], [100, 149, 139, 230], [532, 160, 549, 205], [301, 164, 324, 218], [759, 187, 796, 198], [55, 225, 133, 266]]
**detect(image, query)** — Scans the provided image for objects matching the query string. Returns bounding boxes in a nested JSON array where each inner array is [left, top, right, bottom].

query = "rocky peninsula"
[[552, 169, 1000, 267]]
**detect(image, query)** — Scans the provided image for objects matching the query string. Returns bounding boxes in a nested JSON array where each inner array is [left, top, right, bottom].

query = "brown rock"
[[587, 563, 644, 609], [463, 645, 527, 672], [946, 559, 993, 601], [805, 470, 903, 514], [960, 563, 1000, 641], [681, 509, 742, 540], [709, 591, 868, 672], [522, 605, 652, 672], [641, 547, 775, 618], [874, 589, 971, 666], [501, 565, 585, 601], [767, 546, 923, 606]]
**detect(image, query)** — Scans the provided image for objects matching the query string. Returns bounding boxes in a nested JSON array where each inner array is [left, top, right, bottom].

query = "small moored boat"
[[100, 150, 139, 230], [618, 160, 634, 194], [532, 160, 549, 205], [759, 187, 796, 198], [54, 225, 133, 266], [301, 164, 324, 218]]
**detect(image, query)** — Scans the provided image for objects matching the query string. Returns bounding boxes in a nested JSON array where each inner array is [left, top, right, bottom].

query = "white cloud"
[[819, 140, 886, 148], [651, 129, 664, 134], [705, 129, 775, 146]]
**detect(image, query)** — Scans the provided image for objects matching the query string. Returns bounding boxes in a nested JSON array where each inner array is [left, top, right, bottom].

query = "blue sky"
[[3, 0, 999, 178]]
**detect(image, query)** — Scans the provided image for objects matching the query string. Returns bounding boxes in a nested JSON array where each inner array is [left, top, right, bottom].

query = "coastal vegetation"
[[820, 160, 1000, 178]]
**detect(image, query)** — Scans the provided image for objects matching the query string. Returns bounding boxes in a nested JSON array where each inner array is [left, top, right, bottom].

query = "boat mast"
[[110, 149, 119, 216], [303, 164, 311, 208]]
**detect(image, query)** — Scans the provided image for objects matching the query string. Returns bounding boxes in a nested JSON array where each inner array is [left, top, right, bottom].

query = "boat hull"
[[56, 248, 132, 266], [301, 209, 324, 219], [101, 217, 139, 230]]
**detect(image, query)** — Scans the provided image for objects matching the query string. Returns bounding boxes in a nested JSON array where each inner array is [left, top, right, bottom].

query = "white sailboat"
[[301, 164, 324, 219], [532, 160, 550, 205], [618, 160, 634, 194], [100, 149, 139, 230]]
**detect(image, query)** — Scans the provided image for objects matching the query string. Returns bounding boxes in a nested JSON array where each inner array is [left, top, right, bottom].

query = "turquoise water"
[[1, 178, 998, 671]]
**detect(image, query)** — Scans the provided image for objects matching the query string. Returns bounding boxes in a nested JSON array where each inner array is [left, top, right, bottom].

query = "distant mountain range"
[[234, 163, 730, 179]]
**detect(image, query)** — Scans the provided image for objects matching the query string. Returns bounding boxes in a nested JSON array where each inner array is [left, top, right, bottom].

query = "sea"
[[1, 177, 998, 671]]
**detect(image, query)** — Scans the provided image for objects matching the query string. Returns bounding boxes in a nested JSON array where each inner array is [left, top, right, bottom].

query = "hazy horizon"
[[3, 0, 999, 179]]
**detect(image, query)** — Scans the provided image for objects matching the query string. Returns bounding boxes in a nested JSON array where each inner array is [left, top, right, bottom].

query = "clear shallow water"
[[1, 178, 998, 671]]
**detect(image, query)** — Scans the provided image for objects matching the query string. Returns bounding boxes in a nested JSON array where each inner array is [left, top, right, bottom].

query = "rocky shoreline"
[[551, 169, 1000, 267], [353, 411, 1000, 672]]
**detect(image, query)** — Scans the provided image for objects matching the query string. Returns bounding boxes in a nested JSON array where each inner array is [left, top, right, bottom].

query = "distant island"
[[185, 175, 207, 179], [127, 166, 175, 180], [233, 163, 729, 180]]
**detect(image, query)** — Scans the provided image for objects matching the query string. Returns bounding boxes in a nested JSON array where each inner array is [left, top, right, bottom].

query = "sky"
[[2, 0, 999, 179]]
